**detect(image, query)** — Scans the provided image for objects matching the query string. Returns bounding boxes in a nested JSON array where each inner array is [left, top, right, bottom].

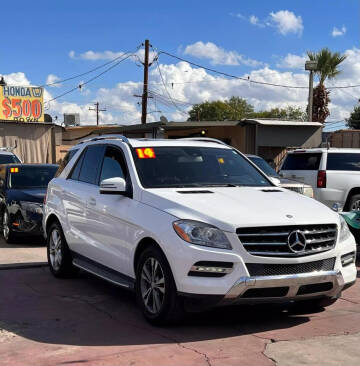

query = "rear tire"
[[3, 210, 16, 244], [135, 245, 184, 325], [348, 194, 360, 211], [47, 221, 78, 278]]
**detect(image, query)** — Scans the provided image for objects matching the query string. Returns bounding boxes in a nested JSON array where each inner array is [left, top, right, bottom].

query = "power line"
[[44, 52, 135, 105], [159, 50, 360, 90], [39, 49, 140, 88], [154, 57, 188, 115]]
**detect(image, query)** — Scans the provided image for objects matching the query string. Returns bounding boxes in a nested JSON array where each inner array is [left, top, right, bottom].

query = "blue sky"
[[1, 0, 359, 129]]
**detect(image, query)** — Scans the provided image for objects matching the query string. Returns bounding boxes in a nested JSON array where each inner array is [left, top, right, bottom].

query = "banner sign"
[[0, 85, 44, 122]]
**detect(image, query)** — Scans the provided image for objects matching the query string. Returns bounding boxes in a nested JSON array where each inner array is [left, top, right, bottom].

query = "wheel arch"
[[133, 237, 168, 274], [344, 187, 360, 210], [45, 213, 61, 236]]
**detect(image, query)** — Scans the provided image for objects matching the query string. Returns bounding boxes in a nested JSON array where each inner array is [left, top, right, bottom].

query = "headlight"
[[303, 186, 314, 198], [339, 215, 351, 242], [173, 220, 232, 249], [20, 201, 43, 214]]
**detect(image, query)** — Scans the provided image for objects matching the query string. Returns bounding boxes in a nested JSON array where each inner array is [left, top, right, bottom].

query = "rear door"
[[326, 152, 360, 205], [62, 144, 105, 258], [280, 152, 323, 187]]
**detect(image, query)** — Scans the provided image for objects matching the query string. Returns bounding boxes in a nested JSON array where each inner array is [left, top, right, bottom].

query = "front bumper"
[[224, 269, 344, 303]]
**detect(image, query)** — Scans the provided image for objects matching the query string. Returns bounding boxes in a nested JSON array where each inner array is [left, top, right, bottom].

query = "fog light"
[[341, 252, 356, 267], [188, 261, 233, 277]]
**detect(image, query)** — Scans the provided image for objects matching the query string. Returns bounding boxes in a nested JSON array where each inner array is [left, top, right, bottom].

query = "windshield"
[[133, 146, 272, 188], [8, 166, 58, 189], [0, 155, 20, 164], [248, 156, 279, 177]]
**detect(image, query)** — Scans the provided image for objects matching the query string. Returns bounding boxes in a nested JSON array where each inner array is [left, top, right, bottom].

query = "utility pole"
[[141, 39, 150, 124], [89, 102, 106, 126], [305, 60, 318, 122]]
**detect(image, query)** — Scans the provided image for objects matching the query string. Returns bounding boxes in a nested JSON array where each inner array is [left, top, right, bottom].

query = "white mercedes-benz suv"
[[43, 135, 357, 324]]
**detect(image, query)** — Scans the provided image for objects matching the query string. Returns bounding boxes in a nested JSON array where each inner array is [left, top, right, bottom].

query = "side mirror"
[[100, 177, 126, 195], [269, 176, 281, 186]]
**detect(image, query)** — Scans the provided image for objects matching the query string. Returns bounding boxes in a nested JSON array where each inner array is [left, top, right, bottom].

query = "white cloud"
[[249, 15, 264, 27], [277, 53, 307, 69], [332, 26, 346, 37], [5, 46, 360, 126], [184, 41, 264, 67], [69, 50, 125, 60], [1, 72, 31, 86], [269, 10, 303, 36], [46, 74, 62, 87]]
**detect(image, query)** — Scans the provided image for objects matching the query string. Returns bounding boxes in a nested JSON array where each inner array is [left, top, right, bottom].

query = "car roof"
[[71, 137, 233, 150], [0, 151, 16, 156], [0, 163, 58, 168], [290, 148, 360, 154]]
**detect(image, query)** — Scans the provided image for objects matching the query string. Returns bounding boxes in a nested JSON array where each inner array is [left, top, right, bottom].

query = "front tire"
[[3, 210, 16, 244], [135, 246, 184, 325], [47, 221, 78, 278]]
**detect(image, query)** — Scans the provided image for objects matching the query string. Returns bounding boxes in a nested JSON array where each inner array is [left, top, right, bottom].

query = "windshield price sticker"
[[136, 148, 156, 159], [0, 85, 44, 122]]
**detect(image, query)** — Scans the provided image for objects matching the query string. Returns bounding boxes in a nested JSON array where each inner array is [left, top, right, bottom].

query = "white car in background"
[[43, 136, 356, 325], [280, 148, 360, 211]]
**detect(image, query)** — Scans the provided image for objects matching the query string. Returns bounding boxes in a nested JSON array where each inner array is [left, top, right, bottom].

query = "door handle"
[[88, 197, 96, 206]]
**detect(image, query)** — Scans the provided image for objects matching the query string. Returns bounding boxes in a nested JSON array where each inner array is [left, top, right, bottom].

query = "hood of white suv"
[[141, 187, 339, 232]]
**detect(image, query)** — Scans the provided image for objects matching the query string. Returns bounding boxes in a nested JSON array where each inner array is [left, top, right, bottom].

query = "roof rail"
[[77, 134, 130, 145], [179, 137, 229, 146]]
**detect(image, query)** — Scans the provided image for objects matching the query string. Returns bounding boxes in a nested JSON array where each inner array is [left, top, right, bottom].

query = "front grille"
[[246, 257, 336, 276], [237, 224, 337, 257]]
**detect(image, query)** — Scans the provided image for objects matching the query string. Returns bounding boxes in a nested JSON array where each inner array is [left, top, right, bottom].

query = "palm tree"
[[307, 48, 346, 122]]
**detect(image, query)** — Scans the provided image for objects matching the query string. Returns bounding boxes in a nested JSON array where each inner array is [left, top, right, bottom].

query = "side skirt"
[[71, 251, 135, 290]]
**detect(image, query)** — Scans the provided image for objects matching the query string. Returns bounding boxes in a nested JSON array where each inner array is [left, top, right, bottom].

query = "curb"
[[0, 262, 48, 270]]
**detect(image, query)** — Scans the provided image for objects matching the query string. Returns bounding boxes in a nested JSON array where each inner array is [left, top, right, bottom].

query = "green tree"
[[346, 105, 360, 129], [251, 106, 307, 121], [307, 48, 347, 122], [187, 97, 254, 121]]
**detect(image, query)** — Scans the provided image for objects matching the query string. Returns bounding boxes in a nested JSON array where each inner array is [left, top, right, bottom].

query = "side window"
[[69, 150, 85, 181], [99, 146, 127, 183], [281, 153, 322, 170], [78, 145, 105, 185], [56, 148, 79, 177], [327, 153, 360, 171]]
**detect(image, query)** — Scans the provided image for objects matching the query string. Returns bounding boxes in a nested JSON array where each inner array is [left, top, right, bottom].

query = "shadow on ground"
[[0, 267, 312, 347]]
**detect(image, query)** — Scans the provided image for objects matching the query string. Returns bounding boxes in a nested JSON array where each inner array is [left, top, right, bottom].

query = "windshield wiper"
[[193, 183, 238, 187]]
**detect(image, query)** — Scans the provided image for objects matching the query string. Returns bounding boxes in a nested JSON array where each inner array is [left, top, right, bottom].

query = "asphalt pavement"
[[0, 236, 359, 366]]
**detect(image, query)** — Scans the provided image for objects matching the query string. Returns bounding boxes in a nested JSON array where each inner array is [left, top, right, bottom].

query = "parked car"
[[43, 136, 356, 325], [0, 147, 21, 164], [0, 164, 58, 243], [246, 154, 313, 198], [280, 148, 360, 211]]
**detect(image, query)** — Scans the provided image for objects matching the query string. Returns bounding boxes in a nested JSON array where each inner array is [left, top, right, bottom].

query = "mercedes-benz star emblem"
[[287, 230, 307, 253]]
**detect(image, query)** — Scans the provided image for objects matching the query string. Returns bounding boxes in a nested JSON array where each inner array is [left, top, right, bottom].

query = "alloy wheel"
[[49, 229, 62, 271], [351, 200, 360, 211], [3, 211, 9, 240], [140, 257, 166, 314]]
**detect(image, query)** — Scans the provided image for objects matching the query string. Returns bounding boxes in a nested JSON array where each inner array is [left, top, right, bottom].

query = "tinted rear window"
[[0, 155, 20, 164], [282, 153, 322, 170], [8, 166, 58, 189], [327, 153, 360, 171]]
